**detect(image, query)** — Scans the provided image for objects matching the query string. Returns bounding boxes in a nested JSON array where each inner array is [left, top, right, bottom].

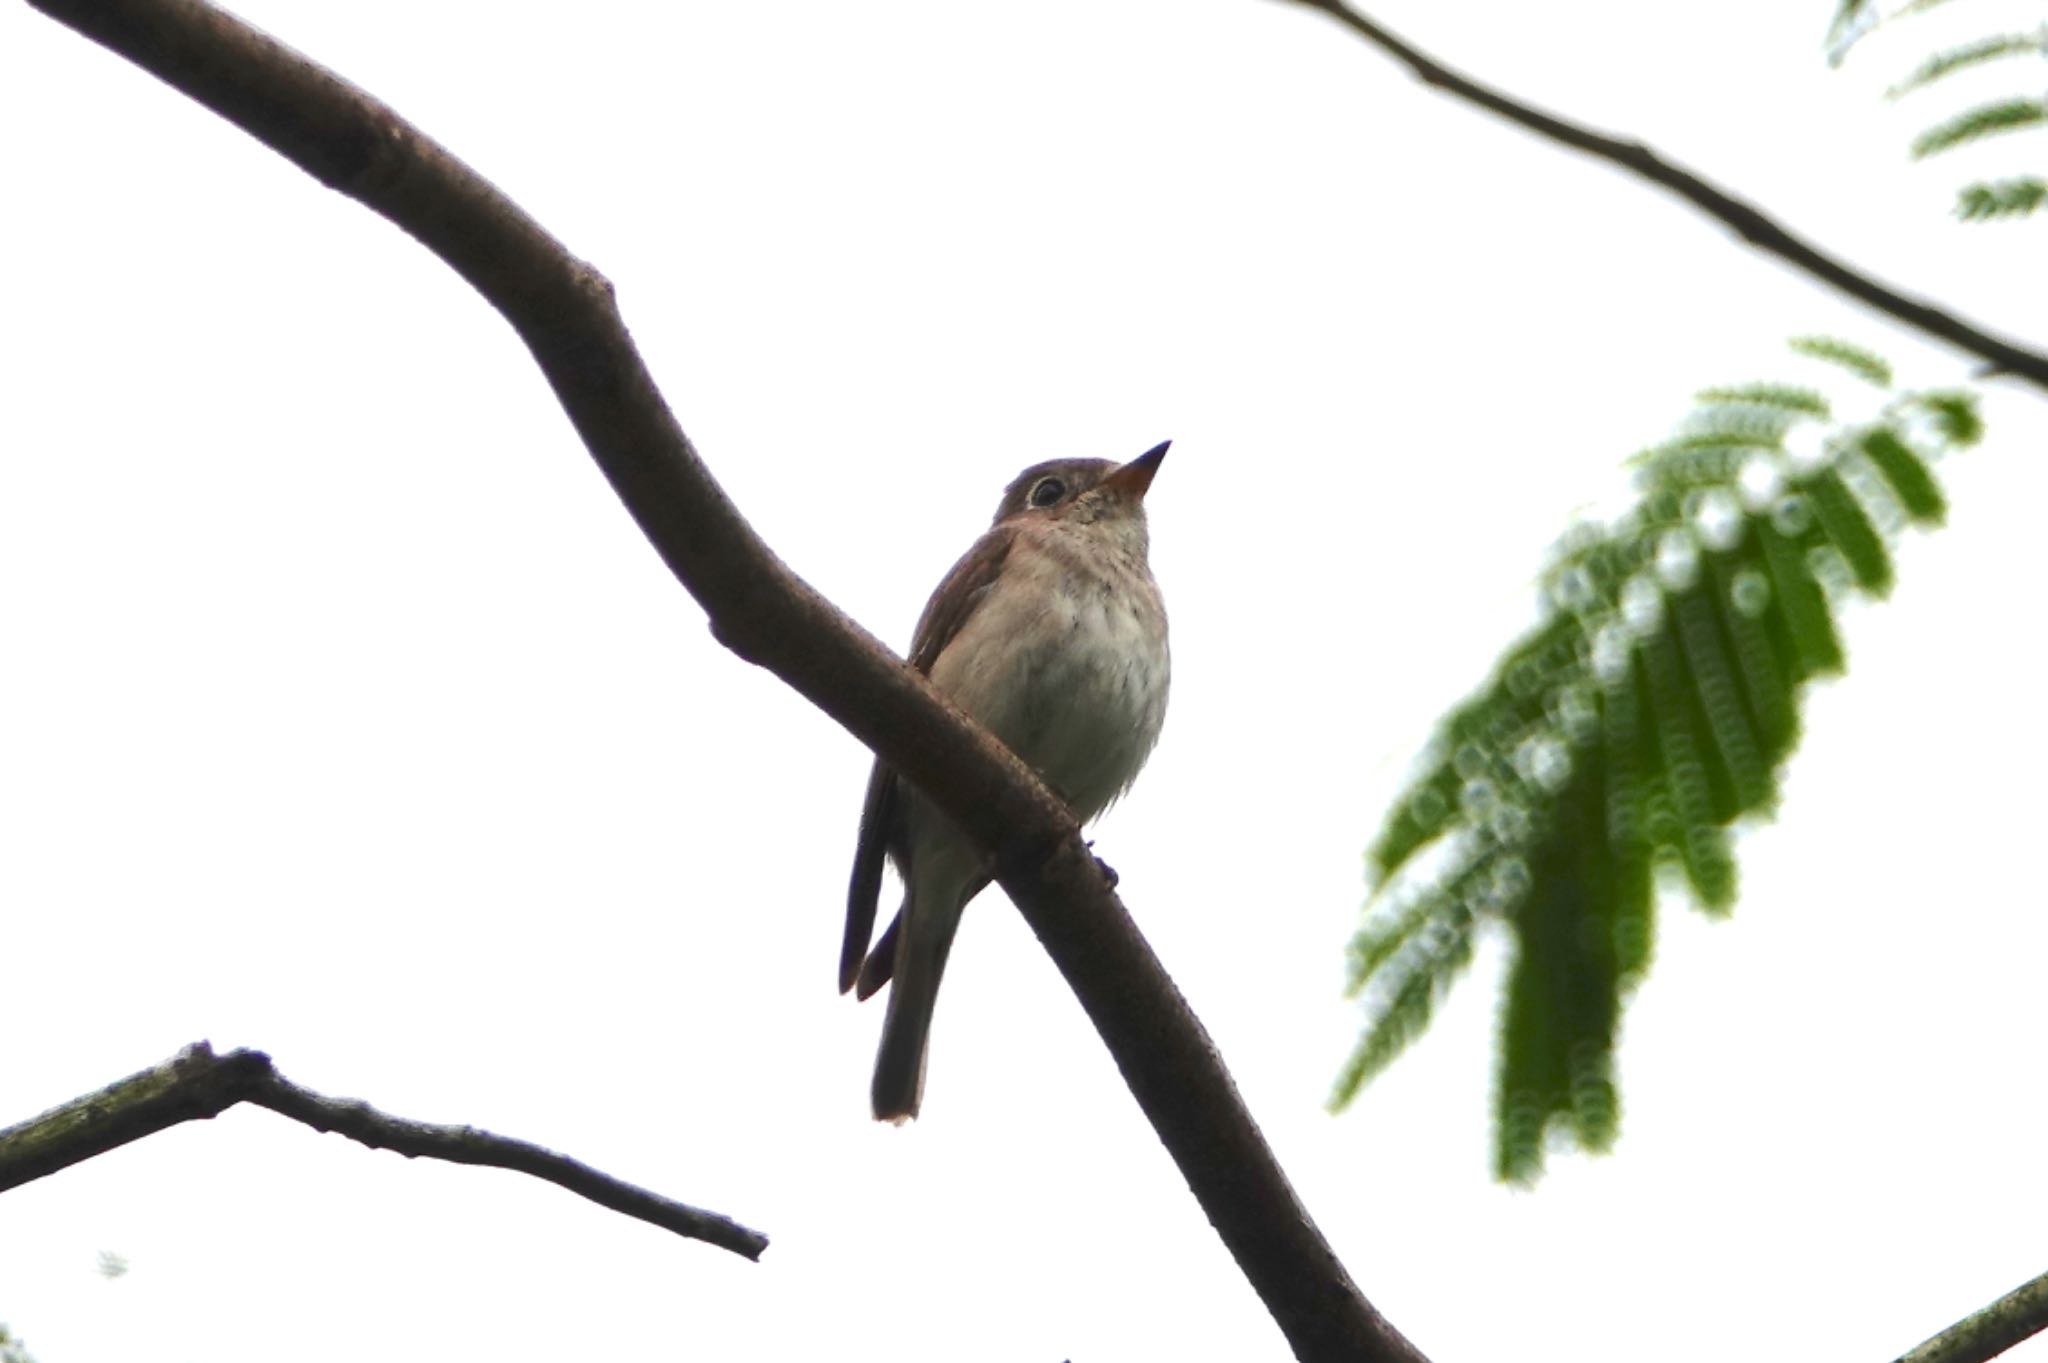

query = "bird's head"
[[992, 440, 1170, 527]]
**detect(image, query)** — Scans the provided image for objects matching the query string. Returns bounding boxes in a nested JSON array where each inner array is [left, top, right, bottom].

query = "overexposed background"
[[3, 1, 2046, 1360]]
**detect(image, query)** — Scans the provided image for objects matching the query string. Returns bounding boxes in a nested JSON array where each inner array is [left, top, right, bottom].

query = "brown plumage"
[[842, 446, 1171, 1121]]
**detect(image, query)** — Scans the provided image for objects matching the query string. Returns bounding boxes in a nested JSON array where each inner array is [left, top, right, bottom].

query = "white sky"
[[4, 1, 2047, 1360]]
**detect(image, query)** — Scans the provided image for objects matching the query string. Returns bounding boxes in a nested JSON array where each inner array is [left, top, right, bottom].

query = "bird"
[[841, 442, 1171, 1122]]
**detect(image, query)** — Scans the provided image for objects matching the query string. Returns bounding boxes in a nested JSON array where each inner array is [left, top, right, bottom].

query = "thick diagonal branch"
[[1892, 1266, 2048, 1363], [19, 2, 1421, 1359], [0, 1042, 769, 1260], [1275, 0, 2048, 393]]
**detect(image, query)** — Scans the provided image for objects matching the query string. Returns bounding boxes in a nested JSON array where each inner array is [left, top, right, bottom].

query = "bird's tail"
[[870, 898, 961, 1123]]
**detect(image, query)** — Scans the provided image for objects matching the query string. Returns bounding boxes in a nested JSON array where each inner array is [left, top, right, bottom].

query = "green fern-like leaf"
[[0, 1325, 35, 1363], [1694, 383, 1831, 417], [1887, 32, 2048, 98], [1335, 874, 1481, 1098], [1827, 0, 1969, 64], [1825, 0, 1883, 65], [1956, 176, 2048, 220], [1789, 335, 1894, 387], [1910, 97, 2047, 159], [1857, 428, 1947, 523], [1831, 7, 2045, 219], [1336, 338, 1983, 1181], [1806, 466, 1895, 595], [1497, 769, 1625, 1182], [1912, 388, 1984, 444]]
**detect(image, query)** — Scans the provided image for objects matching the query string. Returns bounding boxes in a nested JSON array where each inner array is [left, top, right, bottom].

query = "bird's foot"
[[1086, 840, 1120, 889]]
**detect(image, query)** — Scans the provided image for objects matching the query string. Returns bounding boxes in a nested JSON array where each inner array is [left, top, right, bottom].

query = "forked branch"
[[0, 1042, 769, 1260]]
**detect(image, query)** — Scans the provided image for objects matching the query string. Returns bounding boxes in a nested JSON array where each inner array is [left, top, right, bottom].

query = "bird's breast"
[[930, 535, 1169, 825]]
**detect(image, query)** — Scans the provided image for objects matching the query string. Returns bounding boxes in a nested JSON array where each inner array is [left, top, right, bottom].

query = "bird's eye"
[[1028, 476, 1067, 508]]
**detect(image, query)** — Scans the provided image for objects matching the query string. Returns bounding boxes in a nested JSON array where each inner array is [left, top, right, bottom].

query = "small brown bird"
[[842, 442, 1172, 1122]]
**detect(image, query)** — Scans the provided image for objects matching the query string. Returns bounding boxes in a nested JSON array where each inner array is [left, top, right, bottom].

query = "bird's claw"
[[1085, 840, 1120, 889]]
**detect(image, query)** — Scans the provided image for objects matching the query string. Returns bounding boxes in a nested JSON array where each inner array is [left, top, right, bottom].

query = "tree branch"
[[1892, 1267, 2048, 1363], [17, 2, 1421, 1358], [1273, 0, 2048, 395], [0, 1042, 769, 1260]]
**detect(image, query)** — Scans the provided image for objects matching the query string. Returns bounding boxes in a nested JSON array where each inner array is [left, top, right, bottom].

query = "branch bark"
[[0, 1042, 769, 1260], [17, 2, 1420, 1359], [1273, 0, 2048, 395], [1892, 1267, 2048, 1363]]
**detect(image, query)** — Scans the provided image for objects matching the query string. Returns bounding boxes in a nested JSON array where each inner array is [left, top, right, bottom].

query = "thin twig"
[[17, 3, 1418, 1358], [0, 1042, 768, 1260], [1893, 1267, 2048, 1363], [1273, 0, 2048, 394]]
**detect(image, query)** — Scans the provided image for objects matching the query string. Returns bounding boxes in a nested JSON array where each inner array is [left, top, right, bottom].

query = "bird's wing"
[[840, 525, 1015, 995], [904, 524, 1016, 673]]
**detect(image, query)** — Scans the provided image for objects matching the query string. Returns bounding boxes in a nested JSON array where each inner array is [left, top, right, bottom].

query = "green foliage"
[[1333, 340, 1983, 1184], [0, 1324, 35, 1363], [1789, 335, 1894, 387], [1835, 0, 1974, 62], [1825, 0, 1884, 65], [1910, 98, 2048, 159], [1826, 0, 1968, 64], [1956, 175, 2048, 219], [1832, 4, 2048, 219], [1886, 31, 2048, 98]]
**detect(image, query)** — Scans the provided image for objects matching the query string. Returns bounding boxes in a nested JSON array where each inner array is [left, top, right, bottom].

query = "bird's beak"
[[1101, 440, 1170, 501]]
